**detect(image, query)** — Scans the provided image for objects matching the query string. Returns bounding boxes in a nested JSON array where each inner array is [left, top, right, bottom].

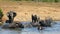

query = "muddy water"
[[0, 21, 60, 34]]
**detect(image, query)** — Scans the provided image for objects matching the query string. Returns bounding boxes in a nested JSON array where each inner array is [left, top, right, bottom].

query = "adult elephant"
[[39, 17, 53, 27], [37, 17, 53, 30], [3, 11, 24, 28], [44, 17, 53, 27]]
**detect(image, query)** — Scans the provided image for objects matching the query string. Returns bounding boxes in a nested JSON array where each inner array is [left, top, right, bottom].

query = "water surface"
[[0, 21, 60, 34]]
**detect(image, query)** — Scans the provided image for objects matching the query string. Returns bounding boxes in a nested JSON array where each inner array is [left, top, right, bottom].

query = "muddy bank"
[[0, 1, 60, 21]]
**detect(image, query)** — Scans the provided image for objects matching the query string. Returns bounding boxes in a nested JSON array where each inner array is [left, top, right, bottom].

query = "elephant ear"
[[13, 12, 17, 17]]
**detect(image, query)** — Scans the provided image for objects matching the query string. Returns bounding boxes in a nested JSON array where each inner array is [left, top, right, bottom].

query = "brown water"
[[0, 21, 60, 34]]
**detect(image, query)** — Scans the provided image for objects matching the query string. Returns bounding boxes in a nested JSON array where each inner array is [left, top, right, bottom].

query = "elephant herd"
[[2, 11, 53, 30], [31, 14, 53, 30]]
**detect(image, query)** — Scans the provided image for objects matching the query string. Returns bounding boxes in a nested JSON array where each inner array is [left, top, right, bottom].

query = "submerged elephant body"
[[2, 22, 24, 29], [36, 17, 53, 27]]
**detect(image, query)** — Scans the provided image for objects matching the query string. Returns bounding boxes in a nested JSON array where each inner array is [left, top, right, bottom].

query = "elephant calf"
[[7, 11, 16, 23]]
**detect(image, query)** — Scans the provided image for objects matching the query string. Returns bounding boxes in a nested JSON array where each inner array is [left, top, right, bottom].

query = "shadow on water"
[[0, 21, 60, 34]]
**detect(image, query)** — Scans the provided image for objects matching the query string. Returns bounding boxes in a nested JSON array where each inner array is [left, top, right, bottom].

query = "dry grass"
[[0, 1, 60, 21]]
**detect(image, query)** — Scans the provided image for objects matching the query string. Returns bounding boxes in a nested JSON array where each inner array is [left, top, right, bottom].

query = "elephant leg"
[[38, 25, 43, 30]]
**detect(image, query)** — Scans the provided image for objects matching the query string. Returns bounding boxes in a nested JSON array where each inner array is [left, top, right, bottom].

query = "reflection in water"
[[0, 21, 60, 34]]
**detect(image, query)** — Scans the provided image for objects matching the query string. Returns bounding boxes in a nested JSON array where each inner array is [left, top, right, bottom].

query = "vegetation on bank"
[[14, 0, 60, 2], [0, 0, 60, 3], [0, 8, 4, 22]]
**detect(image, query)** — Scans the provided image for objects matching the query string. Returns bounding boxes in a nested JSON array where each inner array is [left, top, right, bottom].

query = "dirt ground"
[[0, 1, 60, 22]]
